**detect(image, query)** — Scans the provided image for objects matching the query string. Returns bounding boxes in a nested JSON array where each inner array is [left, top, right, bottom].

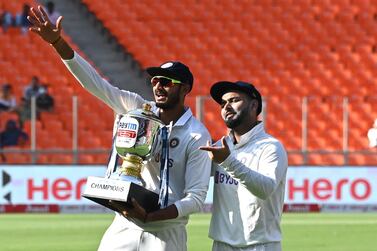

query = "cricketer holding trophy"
[[28, 6, 211, 251]]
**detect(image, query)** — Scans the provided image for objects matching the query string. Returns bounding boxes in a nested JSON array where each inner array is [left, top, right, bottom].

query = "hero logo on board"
[[27, 178, 87, 201], [288, 178, 372, 201]]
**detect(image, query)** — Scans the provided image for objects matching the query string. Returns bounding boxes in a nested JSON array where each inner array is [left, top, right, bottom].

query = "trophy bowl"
[[82, 103, 163, 213], [112, 103, 163, 185]]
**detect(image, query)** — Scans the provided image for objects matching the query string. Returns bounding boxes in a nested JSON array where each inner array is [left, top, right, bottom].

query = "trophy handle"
[[105, 114, 124, 178], [149, 127, 162, 160]]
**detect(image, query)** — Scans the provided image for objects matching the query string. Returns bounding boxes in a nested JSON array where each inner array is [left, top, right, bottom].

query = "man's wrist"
[[50, 36, 74, 60], [50, 36, 61, 46]]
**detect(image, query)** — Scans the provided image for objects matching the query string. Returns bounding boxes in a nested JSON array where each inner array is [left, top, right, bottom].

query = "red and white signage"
[[0, 166, 105, 205], [1, 166, 377, 207], [285, 167, 377, 205]]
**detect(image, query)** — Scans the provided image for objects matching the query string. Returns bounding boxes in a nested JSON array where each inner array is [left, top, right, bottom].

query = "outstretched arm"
[[28, 5, 146, 113], [28, 5, 73, 60]]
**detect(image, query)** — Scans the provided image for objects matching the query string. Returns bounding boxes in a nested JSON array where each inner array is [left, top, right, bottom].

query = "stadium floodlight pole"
[[30, 96, 37, 164], [72, 96, 78, 164], [301, 96, 308, 164], [342, 97, 349, 165]]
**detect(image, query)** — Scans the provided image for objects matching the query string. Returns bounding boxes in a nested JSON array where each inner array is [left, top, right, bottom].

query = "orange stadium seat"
[[2, 150, 32, 164], [35, 154, 50, 164], [0, 11, 115, 164], [348, 151, 377, 166], [23, 120, 43, 137], [288, 153, 305, 166], [307, 153, 345, 166], [48, 154, 74, 164], [78, 154, 95, 164]]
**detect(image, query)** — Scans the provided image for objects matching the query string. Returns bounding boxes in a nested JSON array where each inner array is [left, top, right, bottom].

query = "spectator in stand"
[[23, 76, 44, 102], [0, 8, 13, 33], [0, 84, 17, 112], [20, 78, 54, 126], [368, 118, 377, 148], [15, 97, 37, 129], [45, 1, 60, 25], [15, 3, 31, 34], [36, 84, 54, 111], [0, 119, 29, 148]]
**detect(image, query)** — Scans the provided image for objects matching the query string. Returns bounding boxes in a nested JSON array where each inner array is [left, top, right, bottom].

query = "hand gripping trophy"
[[82, 103, 163, 213]]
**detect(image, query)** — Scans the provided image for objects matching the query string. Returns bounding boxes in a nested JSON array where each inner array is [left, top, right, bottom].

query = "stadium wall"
[[1, 166, 377, 213]]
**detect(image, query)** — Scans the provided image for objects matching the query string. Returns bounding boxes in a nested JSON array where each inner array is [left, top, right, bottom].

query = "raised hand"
[[27, 5, 63, 44], [199, 137, 230, 163]]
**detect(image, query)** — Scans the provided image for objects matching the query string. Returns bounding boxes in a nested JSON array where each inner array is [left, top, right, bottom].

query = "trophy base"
[[82, 176, 159, 213]]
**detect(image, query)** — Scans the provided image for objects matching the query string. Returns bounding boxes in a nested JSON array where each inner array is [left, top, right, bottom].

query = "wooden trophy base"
[[82, 176, 159, 213]]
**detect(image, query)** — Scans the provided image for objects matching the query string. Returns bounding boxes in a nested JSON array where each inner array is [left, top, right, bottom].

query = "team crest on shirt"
[[170, 138, 179, 148]]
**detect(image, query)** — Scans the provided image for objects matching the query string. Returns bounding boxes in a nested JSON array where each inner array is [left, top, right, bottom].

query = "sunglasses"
[[151, 76, 182, 87]]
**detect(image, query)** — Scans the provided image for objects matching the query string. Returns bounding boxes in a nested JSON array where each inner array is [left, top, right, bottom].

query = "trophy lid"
[[126, 103, 163, 125]]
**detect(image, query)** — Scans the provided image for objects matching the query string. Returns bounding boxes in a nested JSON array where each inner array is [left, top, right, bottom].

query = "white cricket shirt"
[[209, 122, 288, 247], [63, 52, 211, 231], [368, 128, 377, 147]]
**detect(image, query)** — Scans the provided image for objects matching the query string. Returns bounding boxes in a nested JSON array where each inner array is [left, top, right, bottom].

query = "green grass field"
[[0, 213, 376, 251]]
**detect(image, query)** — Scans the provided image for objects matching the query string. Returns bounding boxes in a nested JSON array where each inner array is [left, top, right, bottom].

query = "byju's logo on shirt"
[[214, 171, 238, 186]]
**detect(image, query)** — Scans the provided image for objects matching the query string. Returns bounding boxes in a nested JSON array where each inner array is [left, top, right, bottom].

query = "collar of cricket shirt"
[[172, 107, 192, 127], [231, 121, 265, 148]]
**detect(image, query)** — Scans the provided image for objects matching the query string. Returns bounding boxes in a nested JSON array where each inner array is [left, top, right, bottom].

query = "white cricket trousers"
[[97, 218, 187, 251], [212, 241, 281, 251]]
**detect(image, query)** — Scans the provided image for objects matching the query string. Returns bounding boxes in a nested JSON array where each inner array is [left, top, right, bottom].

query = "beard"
[[155, 100, 177, 109], [155, 93, 180, 109], [224, 108, 249, 129]]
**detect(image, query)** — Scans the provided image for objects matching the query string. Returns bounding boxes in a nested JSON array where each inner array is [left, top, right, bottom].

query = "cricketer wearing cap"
[[28, 6, 211, 251], [200, 81, 288, 251]]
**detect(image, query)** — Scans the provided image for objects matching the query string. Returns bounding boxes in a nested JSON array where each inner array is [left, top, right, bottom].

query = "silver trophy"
[[82, 103, 163, 213]]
